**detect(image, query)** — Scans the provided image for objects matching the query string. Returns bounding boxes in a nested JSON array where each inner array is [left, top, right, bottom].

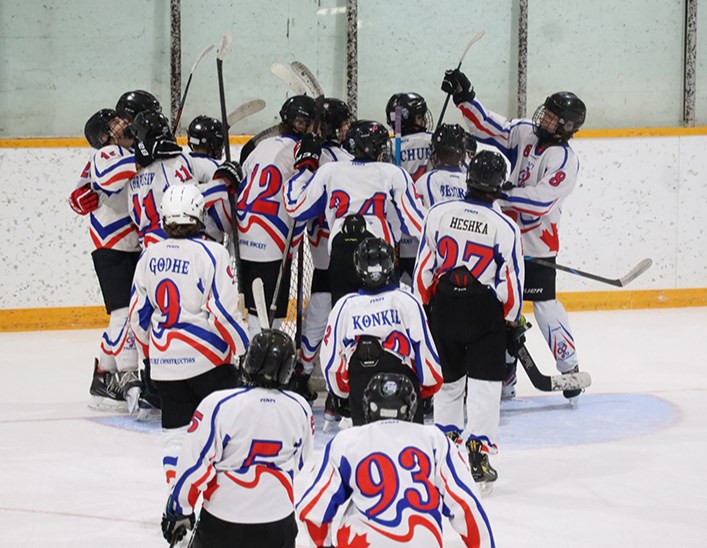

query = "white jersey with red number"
[[284, 160, 425, 251], [394, 131, 432, 259], [456, 99, 580, 257], [86, 145, 140, 252], [416, 166, 468, 208], [129, 236, 248, 381], [320, 286, 443, 399], [237, 135, 300, 262], [297, 420, 495, 548], [126, 154, 196, 247], [167, 386, 314, 523], [413, 198, 524, 323], [187, 152, 233, 244]]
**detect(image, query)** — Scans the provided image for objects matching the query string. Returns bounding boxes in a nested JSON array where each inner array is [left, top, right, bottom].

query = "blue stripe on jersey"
[[92, 154, 134, 179], [278, 389, 311, 420], [163, 456, 178, 466], [501, 194, 555, 208], [170, 387, 252, 514], [297, 437, 335, 507], [89, 214, 133, 239]]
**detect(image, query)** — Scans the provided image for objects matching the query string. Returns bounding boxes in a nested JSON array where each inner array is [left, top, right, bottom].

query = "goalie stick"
[[172, 44, 215, 133], [437, 30, 486, 130], [516, 344, 592, 392], [530, 258, 653, 288], [252, 278, 270, 330]]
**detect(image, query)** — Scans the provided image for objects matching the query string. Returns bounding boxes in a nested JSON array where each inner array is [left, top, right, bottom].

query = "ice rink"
[[1, 306, 706, 547]]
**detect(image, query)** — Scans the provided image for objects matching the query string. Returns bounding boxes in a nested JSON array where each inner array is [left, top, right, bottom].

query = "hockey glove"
[[294, 133, 322, 172], [134, 137, 182, 168], [213, 160, 243, 194], [441, 68, 475, 105], [161, 509, 195, 544], [506, 316, 532, 357], [69, 183, 99, 215]]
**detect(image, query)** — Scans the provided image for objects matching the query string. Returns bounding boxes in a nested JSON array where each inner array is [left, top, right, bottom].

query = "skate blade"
[[338, 417, 353, 430], [322, 419, 340, 433], [136, 408, 161, 422], [478, 482, 494, 497], [566, 396, 580, 409], [87, 396, 128, 413]]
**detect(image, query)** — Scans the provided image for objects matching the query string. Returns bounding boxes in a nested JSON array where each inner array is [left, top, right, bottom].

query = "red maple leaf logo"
[[540, 223, 560, 252], [337, 525, 370, 548]]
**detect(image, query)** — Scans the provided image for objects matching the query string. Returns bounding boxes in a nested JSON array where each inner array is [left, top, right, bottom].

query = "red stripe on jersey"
[[188, 465, 215, 508], [224, 467, 294, 503], [151, 332, 223, 366], [414, 251, 434, 305], [102, 169, 135, 187], [459, 104, 509, 142], [502, 265, 515, 318], [365, 514, 443, 547], [440, 469, 482, 547], [299, 468, 337, 546], [239, 215, 286, 253], [401, 200, 422, 233]]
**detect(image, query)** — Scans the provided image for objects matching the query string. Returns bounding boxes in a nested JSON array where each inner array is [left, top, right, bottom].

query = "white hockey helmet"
[[160, 184, 205, 226]]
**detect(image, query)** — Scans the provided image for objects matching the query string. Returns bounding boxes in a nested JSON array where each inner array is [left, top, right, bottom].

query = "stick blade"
[[191, 44, 215, 72], [252, 277, 269, 330], [458, 30, 486, 66], [271, 62, 307, 95], [550, 371, 592, 392], [216, 33, 232, 60], [227, 99, 267, 128], [618, 258, 653, 287], [290, 61, 324, 96]]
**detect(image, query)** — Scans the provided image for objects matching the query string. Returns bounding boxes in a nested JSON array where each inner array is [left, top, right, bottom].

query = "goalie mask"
[[160, 184, 205, 227], [354, 237, 395, 289], [188, 115, 225, 159], [363, 373, 418, 423], [243, 329, 296, 388], [466, 150, 508, 196], [533, 91, 586, 142], [385, 92, 433, 135], [344, 120, 391, 162]]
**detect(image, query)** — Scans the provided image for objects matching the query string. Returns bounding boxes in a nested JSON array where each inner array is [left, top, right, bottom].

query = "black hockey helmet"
[[533, 91, 586, 142], [363, 373, 418, 423], [466, 150, 508, 195], [385, 92, 432, 134], [320, 98, 352, 142], [279, 95, 316, 136], [430, 123, 466, 168], [243, 329, 296, 388], [84, 108, 118, 149], [354, 237, 395, 289], [187, 115, 225, 159], [464, 131, 478, 158], [344, 120, 391, 161], [115, 90, 161, 122], [132, 110, 173, 144]]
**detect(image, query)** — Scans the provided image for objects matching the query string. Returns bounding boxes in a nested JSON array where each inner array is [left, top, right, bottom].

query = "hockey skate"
[[88, 359, 128, 412], [136, 369, 161, 422], [467, 439, 497, 496], [322, 393, 341, 432], [501, 361, 517, 400], [562, 365, 583, 407], [120, 370, 141, 414]]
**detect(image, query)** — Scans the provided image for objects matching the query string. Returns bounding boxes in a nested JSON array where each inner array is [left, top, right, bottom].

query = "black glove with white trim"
[[441, 68, 475, 105]]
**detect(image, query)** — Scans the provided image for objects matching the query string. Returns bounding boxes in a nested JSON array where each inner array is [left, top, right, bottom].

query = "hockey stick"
[[226, 98, 266, 129], [530, 258, 653, 288], [290, 60, 324, 97], [516, 345, 592, 392], [393, 105, 402, 166], [172, 44, 215, 133], [271, 62, 307, 95], [437, 30, 486, 130], [252, 278, 270, 330], [216, 33, 233, 162]]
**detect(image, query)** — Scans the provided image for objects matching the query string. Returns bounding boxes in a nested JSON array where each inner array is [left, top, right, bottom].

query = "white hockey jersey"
[[86, 145, 140, 252], [297, 419, 495, 548], [126, 154, 196, 247], [456, 99, 580, 257], [321, 287, 443, 399], [393, 131, 432, 259], [168, 386, 314, 523], [237, 135, 300, 261], [413, 198, 524, 323], [186, 152, 232, 243], [284, 160, 425, 251], [416, 166, 468, 209], [129, 236, 249, 381]]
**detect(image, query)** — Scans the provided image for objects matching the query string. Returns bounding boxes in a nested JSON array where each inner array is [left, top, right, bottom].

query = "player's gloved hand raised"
[[213, 160, 243, 194], [506, 315, 532, 357], [134, 137, 182, 168], [161, 509, 195, 544], [294, 133, 322, 172], [69, 183, 99, 215], [441, 68, 475, 105]]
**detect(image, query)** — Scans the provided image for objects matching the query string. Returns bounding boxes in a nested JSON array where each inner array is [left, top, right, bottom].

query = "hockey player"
[[115, 89, 161, 126], [72, 108, 141, 409], [413, 150, 524, 493], [162, 329, 313, 548], [286, 98, 354, 402], [298, 372, 495, 548], [441, 68, 587, 403], [385, 92, 433, 282], [284, 119, 426, 304], [234, 95, 316, 339], [129, 184, 249, 485], [320, 237, 443, 425], [416, 123, 473, 208]]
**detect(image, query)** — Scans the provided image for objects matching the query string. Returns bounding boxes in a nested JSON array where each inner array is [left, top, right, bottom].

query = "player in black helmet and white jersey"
[[413, 150, 524, 494], [162, 329, 313, 548], [442, 68, 587, 404], [320, 237, 443, 426]]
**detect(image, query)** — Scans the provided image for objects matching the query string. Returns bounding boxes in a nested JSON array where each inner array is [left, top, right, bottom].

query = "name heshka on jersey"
[[450, 216, 489, 234], [129, 172, 155, 190], [351, 308, 402, 330]]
